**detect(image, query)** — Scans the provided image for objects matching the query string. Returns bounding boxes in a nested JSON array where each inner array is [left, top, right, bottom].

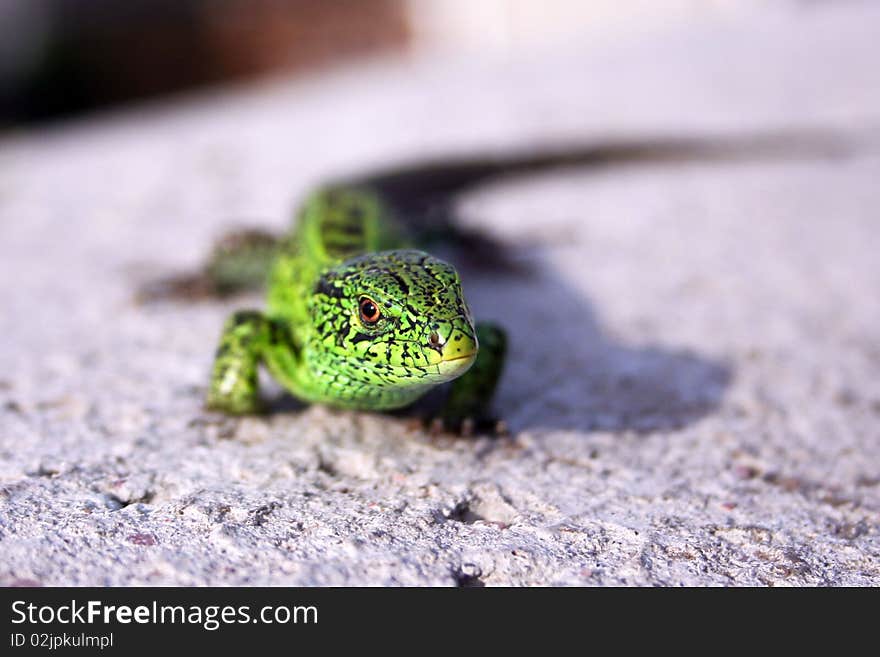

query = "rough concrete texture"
[[1, 4, 878, 586]]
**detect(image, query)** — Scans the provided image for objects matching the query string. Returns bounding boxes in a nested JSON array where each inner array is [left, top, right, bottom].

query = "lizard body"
[[206, 185, 505, 425]]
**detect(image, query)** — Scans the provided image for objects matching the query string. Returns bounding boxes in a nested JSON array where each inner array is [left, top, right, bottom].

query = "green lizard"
[[205, 184, 506, 431], [191, 131, 840, 432]]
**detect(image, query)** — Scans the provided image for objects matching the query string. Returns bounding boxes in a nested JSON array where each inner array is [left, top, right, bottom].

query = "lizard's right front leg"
[[206, 310, 270, 414]]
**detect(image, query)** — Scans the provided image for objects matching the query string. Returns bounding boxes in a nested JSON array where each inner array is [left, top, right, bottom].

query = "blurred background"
[[1, 0, 783, 127]]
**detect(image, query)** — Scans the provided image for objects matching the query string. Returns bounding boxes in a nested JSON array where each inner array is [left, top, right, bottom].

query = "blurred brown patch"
[[6, 0, 410, 121]]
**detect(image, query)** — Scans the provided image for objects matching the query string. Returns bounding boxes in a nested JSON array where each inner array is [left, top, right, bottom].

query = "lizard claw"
[[422, 413, 506, 437]]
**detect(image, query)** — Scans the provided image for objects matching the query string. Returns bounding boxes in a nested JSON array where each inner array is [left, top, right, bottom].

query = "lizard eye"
[[359, 297, 381, 325]]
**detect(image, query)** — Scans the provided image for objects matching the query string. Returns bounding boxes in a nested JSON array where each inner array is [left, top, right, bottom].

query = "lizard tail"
[[344, 128, 851, 217]]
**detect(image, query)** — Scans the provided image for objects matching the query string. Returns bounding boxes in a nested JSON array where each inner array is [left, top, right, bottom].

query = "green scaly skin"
[[206, 186, 506, 428]]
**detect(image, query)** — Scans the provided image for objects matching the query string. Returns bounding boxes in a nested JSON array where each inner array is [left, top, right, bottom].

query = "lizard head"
[[307, 249, 478, 393]]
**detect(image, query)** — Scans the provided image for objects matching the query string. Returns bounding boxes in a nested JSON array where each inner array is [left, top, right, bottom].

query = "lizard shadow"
[[458, 259, 732, 434]]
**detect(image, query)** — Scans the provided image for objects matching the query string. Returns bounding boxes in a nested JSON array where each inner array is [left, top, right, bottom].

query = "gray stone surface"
[[1, 4, 878, 586]]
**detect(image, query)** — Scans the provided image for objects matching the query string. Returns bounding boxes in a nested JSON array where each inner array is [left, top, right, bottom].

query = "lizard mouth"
[[435, 349, 477, 378], [442, 351, 476, 363]]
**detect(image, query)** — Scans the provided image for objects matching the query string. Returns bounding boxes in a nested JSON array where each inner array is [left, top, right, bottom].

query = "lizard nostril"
[[429, 332, 441, 347]]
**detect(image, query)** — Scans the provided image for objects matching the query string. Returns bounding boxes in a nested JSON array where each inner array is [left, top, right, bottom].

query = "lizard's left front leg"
[[206, 310, 270, 414], [439, 322, 507, 433]]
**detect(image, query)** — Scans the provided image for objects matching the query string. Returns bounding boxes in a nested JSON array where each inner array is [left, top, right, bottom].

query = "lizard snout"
[[424, 318, 478, 371]]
